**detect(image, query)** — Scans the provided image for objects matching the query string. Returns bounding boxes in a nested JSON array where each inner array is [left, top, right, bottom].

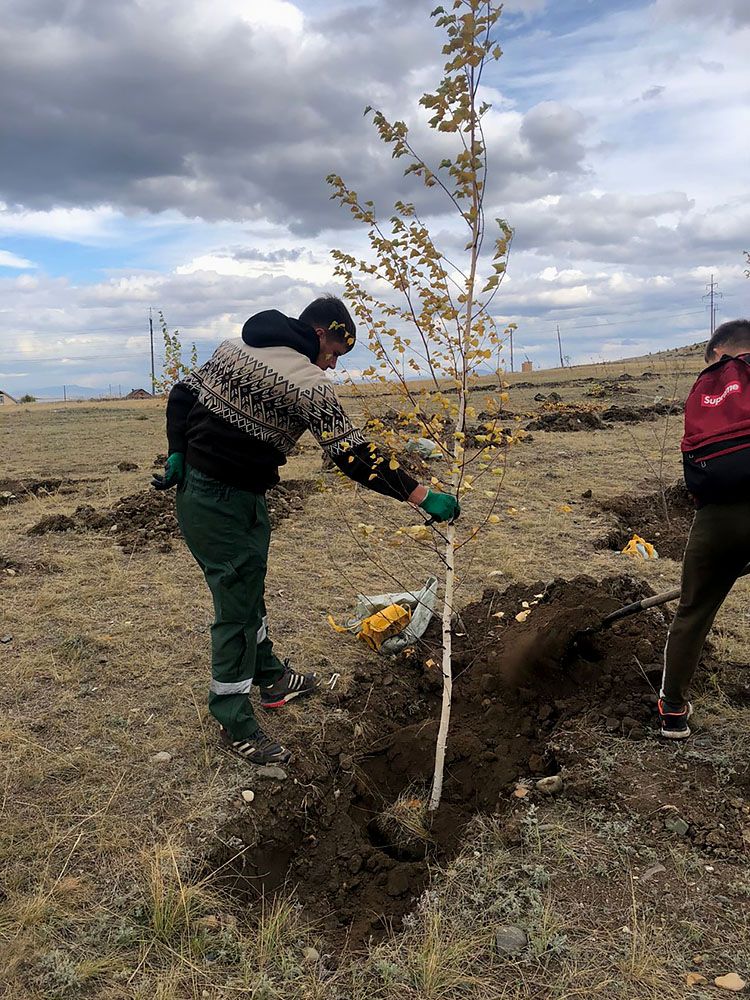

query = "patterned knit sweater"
[[165, 310, 419, 499]]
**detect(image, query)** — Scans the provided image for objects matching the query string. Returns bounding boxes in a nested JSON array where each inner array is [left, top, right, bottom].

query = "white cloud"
[[0, 249, 36, 269]]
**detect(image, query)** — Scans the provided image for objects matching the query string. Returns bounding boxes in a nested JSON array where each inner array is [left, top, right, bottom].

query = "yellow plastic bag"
[[327, 576, 437, 655], [621, 534, 659, 560], [358, 604, 412, 651]]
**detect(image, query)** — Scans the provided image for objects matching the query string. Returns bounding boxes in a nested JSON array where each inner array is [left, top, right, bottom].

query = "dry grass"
[[3, 346, 750, 998]]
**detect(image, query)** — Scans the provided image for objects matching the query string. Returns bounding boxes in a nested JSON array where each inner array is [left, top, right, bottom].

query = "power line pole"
[[556, 324, 564, 368], [509, 329, 514, 373], [63, 384, 67, 403], [703, 273, 722, 335], [149, 308, 156, 392]]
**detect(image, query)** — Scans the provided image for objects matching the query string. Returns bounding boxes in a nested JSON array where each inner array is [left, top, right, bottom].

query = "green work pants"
[[662, 499, 750, 704], [176, 465, 286, 738]]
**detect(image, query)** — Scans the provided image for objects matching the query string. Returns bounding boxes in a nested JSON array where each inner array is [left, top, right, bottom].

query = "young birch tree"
[[153, 311, 199, 395], [327, 0, 515, 811]]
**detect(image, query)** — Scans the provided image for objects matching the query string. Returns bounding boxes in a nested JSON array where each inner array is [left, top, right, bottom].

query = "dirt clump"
[[27, 513, 77, 536], [117, 460, 139, 472], [526, 405, 608, 433], [596, 481, 695, 560], [265, 479, 316, 528], [601, 401, 683, 423], [0, 554, 59, 578], [211, 574, 671, 945], [0, 477, 69, 505], [25, 480, 317, 552]]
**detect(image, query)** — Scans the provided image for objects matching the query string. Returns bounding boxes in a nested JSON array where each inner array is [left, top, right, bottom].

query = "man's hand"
[[152, 453, 185, 490], [419, 489, 460, 524]]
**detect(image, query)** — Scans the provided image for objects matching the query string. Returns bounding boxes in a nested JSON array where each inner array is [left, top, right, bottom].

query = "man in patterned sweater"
[[154, 296, 459, 766]]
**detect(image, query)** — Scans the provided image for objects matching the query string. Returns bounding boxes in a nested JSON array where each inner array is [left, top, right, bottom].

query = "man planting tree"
[[660, 318, 750, 738], [154, 296, 459, 765]]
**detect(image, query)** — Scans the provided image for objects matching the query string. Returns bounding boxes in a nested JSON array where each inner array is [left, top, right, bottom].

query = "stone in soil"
[[495, 925, 528, 956]]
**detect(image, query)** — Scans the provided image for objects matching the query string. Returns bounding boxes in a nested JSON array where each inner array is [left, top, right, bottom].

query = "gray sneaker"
[[260, 662, 319, 709], [219, 726, 292, 765]]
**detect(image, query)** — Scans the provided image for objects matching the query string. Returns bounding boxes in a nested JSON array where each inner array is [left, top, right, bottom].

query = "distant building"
[[0, 390, 18, 405], [125, 388, 153, 400], [521, 361, 533, 373]]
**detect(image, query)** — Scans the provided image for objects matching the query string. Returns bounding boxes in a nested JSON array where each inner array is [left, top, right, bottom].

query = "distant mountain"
[[16, 384, 112, 401]]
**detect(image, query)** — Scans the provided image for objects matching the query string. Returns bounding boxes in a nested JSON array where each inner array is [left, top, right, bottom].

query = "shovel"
[[572, 562, 750, 653]]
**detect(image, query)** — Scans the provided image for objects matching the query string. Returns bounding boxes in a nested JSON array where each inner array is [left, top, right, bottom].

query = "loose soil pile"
[[526, 405, 608, 433], [0, 477, 71, 505], [601, 401, 683, 423], [211, 574, 679, 944], [26, 480, 317, 553], [595, 481, 695, 560], [0, 554, 60, 578]]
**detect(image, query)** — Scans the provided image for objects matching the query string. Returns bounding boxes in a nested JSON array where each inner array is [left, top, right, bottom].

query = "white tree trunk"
[[428, 519, 457, 811], [429, 386, 466, 812]]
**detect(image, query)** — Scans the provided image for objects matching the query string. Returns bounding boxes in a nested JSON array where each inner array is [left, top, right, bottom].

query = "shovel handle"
[[600, 562, 750, 630]]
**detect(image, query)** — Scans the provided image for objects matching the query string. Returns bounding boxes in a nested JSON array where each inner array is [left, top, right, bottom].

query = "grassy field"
[[2, 345, 750, 999]]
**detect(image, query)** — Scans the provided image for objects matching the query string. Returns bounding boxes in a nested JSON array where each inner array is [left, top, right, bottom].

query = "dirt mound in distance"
[[601, 401, 683, 423], [0, 553, 60, 578], [526, 405, 608, 433], [26, 480, 317, 552], [595, 481, 695, 560], [0, 477, 70, 506], [211, 574, 673, 945]]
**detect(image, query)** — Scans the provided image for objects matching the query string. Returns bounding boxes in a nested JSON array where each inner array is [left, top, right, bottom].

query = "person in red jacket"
[[154, 295, 459, 765], [660, 318, 750, 738]]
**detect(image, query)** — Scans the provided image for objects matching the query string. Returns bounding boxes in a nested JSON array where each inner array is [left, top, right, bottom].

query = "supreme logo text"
[[701, 382, 741, 407]]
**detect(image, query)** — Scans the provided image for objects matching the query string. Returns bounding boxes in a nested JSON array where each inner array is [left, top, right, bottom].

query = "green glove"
[[152, 452, 185, 490], [419, 489, 460, 524]]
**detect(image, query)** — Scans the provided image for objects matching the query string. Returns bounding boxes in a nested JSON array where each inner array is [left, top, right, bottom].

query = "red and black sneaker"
[[260, 662, 319, 709], [657, 699, 693, 740]]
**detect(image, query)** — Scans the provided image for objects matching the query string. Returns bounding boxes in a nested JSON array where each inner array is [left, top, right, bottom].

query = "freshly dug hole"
[[595, 481, 695, 560], [209, 574, 670, 946]]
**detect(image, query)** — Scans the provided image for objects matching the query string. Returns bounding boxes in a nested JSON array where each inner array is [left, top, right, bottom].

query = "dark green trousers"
[[176, 466, 285, 738], [662, 499, 750, 704]]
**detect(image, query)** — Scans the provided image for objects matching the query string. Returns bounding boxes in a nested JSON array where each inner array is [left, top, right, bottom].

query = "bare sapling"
[[328, 0, 517, 811]]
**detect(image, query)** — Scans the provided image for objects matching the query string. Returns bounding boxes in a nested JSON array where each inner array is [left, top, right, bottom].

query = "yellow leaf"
[[389, 458, 399, 470], [515, 610, 530, 623], [488, 514, 500, 524], [685, 973, 707, 986], [506, 507, 518, 515], [559, 504, 573, 513], [513, 784, 529, 798]]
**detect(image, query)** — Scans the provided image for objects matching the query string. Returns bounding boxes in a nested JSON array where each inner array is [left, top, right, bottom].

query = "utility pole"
[[509, 328, 514, 373], [149, 308, 156, 392], [63, 385, 67, 403], [703, 273, 722, 335], [556, 324, 564, 368]]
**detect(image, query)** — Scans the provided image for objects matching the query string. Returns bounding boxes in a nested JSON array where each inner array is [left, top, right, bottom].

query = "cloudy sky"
[[1, 0, 748, 397]]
